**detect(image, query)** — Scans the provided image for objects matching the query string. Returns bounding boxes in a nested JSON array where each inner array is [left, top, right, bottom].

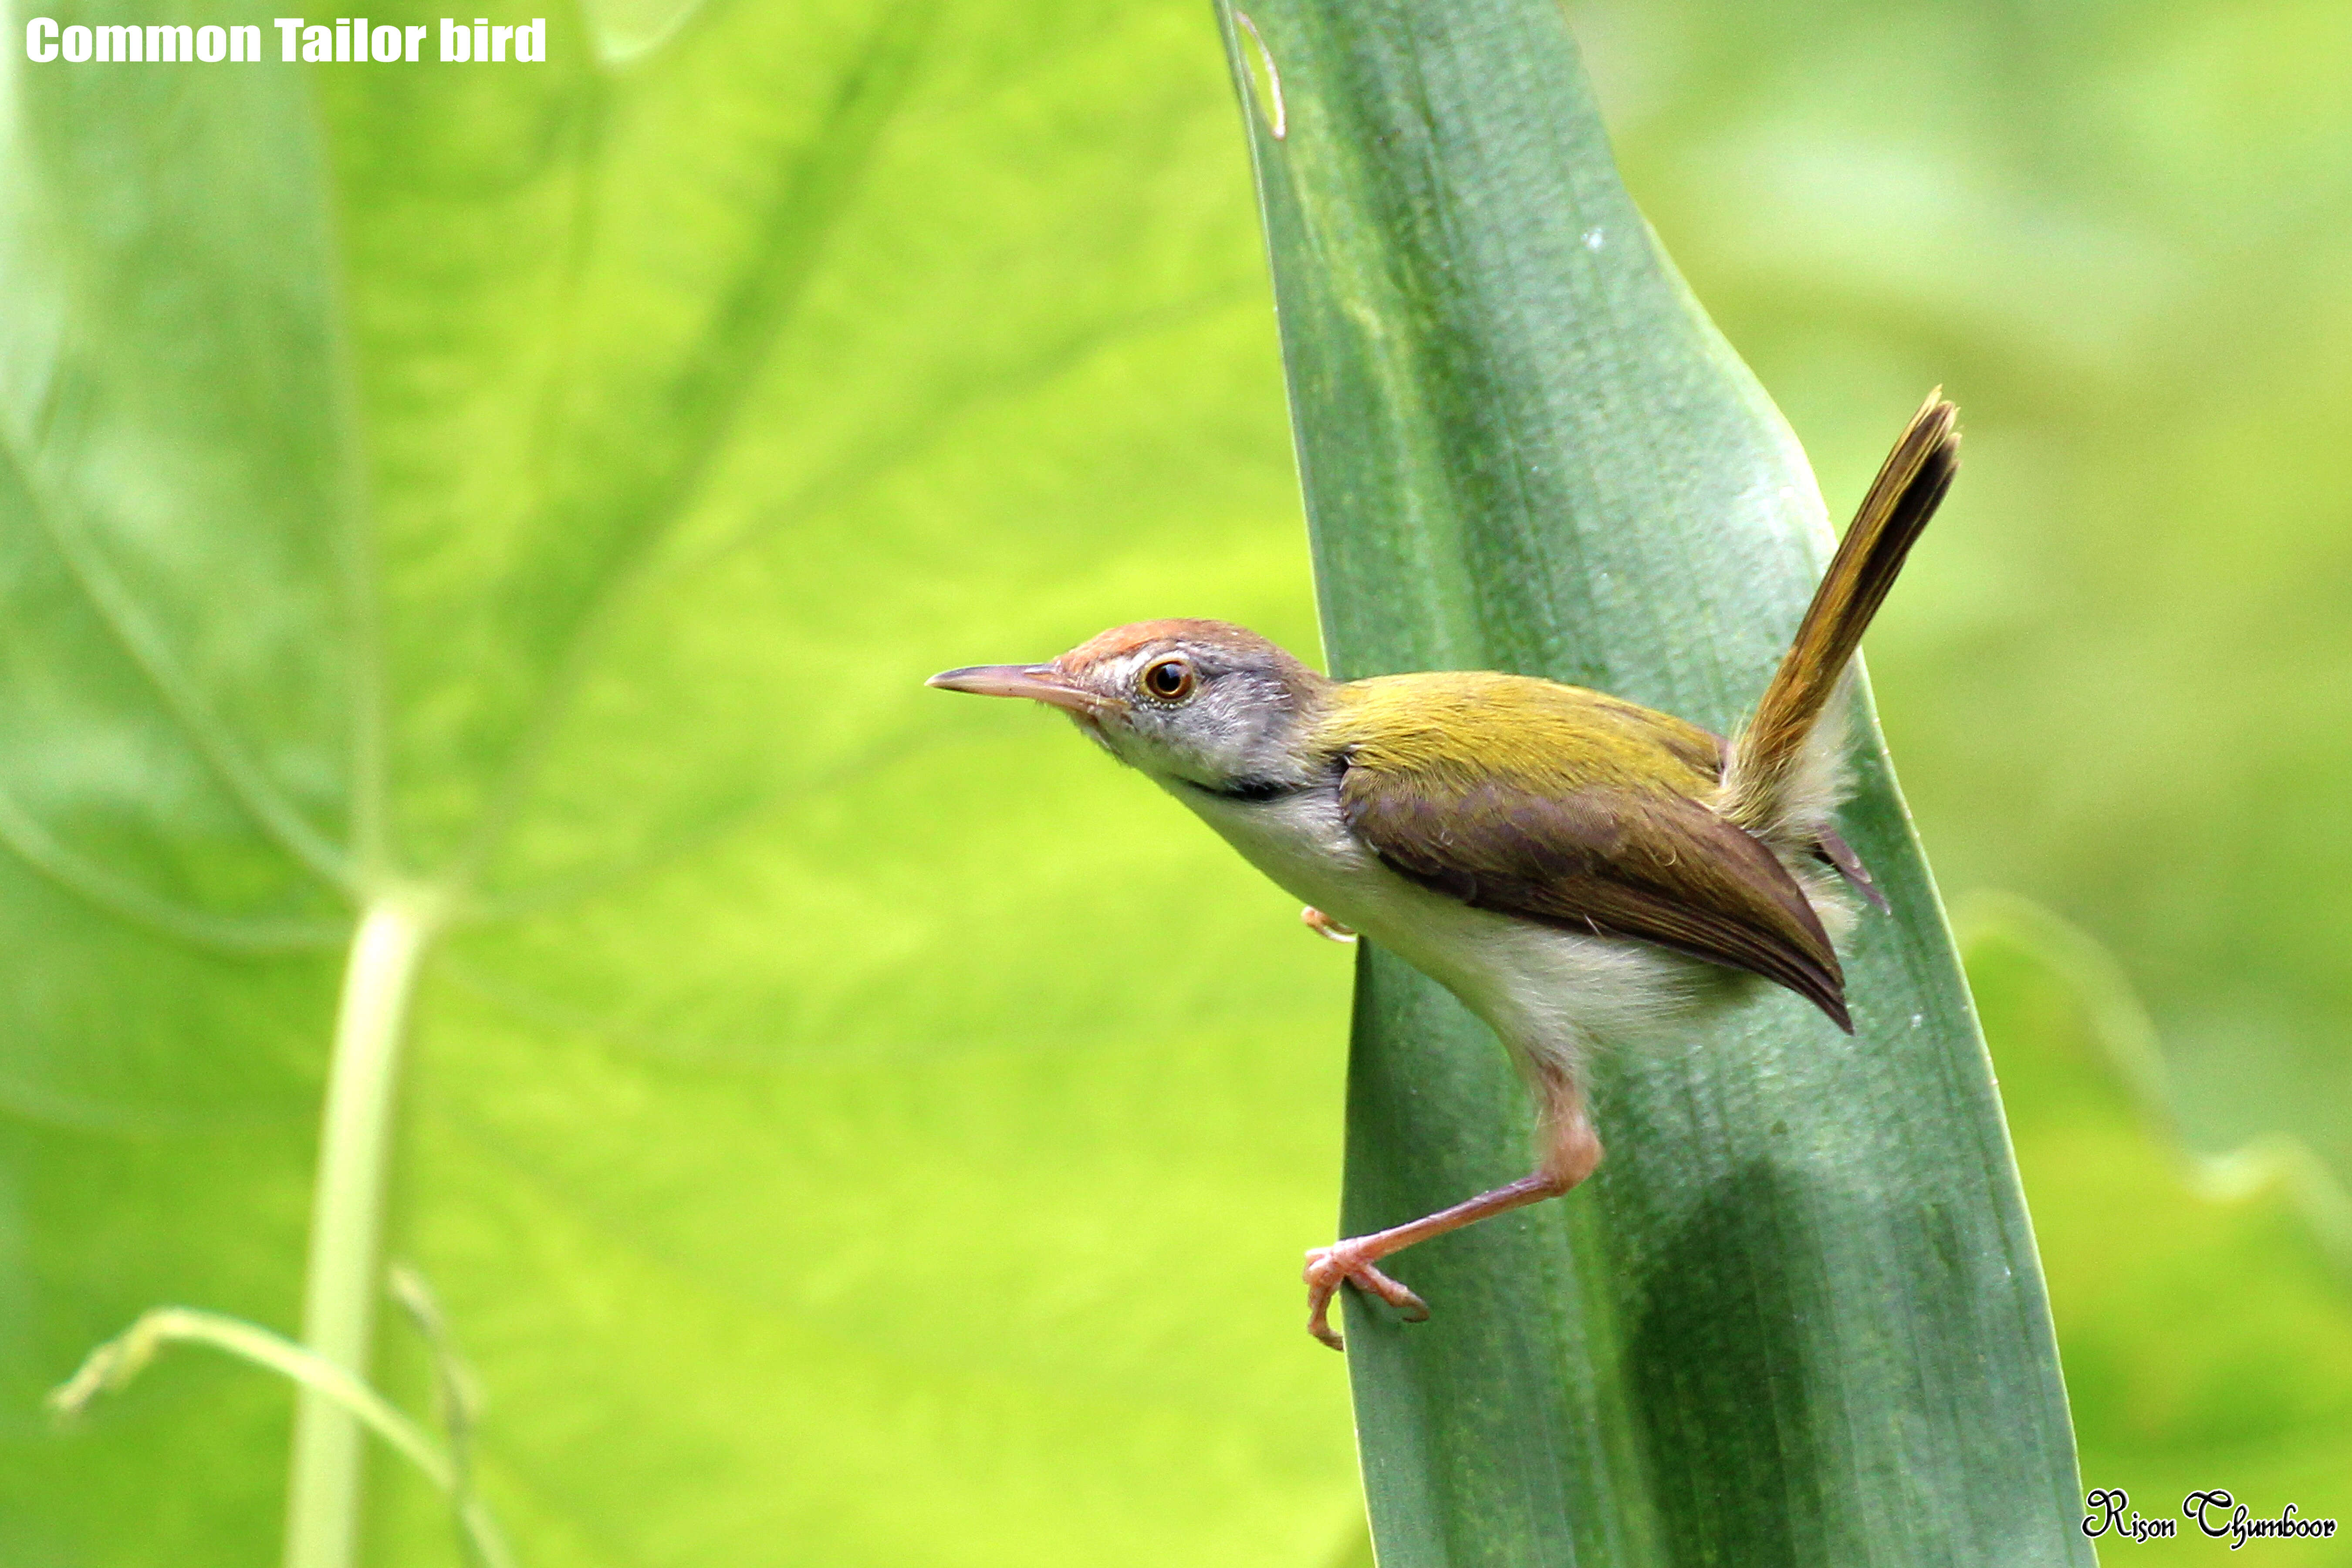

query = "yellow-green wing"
[[1325, 673, 1850, 1030]]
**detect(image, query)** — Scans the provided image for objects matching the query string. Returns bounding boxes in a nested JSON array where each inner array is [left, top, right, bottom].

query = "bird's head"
[[928, 619, 1331, 794]]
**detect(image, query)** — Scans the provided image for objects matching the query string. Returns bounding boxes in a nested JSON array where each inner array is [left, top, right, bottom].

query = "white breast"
[[1166, 781, 1714, 1084]]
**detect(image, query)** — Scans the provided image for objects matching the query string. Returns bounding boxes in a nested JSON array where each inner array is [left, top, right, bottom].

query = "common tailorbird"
[[929, 395, 1959, 1349]]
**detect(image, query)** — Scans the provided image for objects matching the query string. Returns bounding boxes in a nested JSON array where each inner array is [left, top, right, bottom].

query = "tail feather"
[[1723, 393, 1960, 840]]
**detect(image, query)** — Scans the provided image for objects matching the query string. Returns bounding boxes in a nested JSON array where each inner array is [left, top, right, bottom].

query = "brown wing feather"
[[1340, 768, 1852, 1031]]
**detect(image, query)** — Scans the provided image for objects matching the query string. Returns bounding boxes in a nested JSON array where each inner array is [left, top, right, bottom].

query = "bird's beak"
[[926, 663, 1108, 716]]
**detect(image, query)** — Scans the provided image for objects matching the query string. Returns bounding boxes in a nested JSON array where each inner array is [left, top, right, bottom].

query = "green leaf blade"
[[1218, 3, 2088, 1562], [5, 2, 1371, 1562]]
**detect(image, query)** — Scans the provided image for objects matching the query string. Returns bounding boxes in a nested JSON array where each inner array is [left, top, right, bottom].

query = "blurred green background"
[[0, 0, 2342, 1561], [1580, 5, 2352, 1551], [1574, 0, 2352, 1194], [1574, 5, 2352, 1549]]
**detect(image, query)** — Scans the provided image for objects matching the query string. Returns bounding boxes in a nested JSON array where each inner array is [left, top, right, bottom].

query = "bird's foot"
[[1301, 906, 1357, 943], [1302, 1239, 1428, 1351]]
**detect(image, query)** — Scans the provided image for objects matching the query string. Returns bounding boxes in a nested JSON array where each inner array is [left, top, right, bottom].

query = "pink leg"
[[1301, 906, 1358, 943], [1303, 1074, 1603, 1350]]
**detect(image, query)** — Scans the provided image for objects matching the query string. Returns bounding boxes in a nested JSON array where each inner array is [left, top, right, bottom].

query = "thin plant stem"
[[284, 893, 444, 1568], [51, 1306, 516, 1568], [389, 1264, 496, 1568]]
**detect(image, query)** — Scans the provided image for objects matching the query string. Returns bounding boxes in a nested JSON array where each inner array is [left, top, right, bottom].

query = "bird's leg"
[[1301, 906, 1357, 943], [1303, 1073, 1603, 1350]]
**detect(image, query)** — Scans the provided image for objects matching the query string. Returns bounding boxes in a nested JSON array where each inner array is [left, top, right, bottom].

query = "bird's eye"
[[1141, 656, 1196, 701]]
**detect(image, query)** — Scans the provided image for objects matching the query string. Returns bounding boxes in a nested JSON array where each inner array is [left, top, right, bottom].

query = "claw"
[[1301, 906, 1357, 943], [1303, 1240, 1429, 1350]]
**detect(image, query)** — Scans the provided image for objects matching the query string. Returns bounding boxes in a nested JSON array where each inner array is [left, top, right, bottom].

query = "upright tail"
[[1722, 392, 1960, 840]]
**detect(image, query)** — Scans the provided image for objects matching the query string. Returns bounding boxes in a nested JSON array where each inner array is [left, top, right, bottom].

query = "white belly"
[[1168, 782, 1712, 1081]]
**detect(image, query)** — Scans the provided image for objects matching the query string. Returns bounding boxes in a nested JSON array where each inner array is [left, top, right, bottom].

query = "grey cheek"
[[1196, 707, 1258, 767]]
